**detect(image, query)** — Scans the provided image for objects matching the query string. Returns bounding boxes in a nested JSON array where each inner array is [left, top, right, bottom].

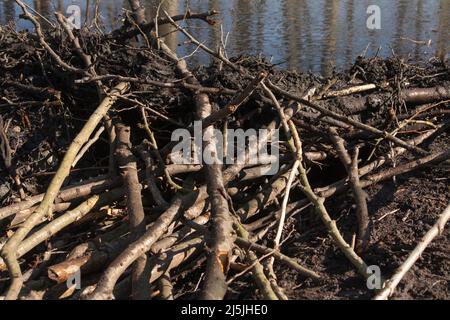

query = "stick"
[[46, 215, 209, 283], [261, 82, 291, 141], [0, 116, 24, 199], [274, 161, 299, 249], [159, 72, 268, 157], [135, 144, 169, 208], [264, 259, 289, 300], [83, 161, 235, 296], [142, 6, 234, 299], [278, 135, 448, 231], [75, 74, 237, 96], [185, 219, 320, 279], [248, 250, 278, 300], [200, 72, 268, 128], [234, 222, 278, 300], [321, 83, 377, 98], [158, 273, 174, 300], [197, 81, 233, 301], [329, 128, 369, 253], [237, 169, 293, 221], [111, 10, 219, 41], [114, 123, 148, 299], [147, 237, 204, 284], [401, 86, 450, 105], [83, 159, 244, 297], [374, 205, 450, 300], [72, 126, 105, 168], [316, 127, 440, 198], [236, 236, 320, 279], [266, 115, 301, 298], [360, 149, 450, 187], [54, 12, 95, 74]]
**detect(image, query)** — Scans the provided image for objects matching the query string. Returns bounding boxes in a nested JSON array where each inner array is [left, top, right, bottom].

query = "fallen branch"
[[360, 149, 450, 187], [234, 223, 278, 300], [143, 6, 235, 300], [164, 10, 240, 72], [374, 205, 450, 300], [316, 127, 440, 198], [401, 86, 450, 105], [72, 126, 105, 168], [114, 123, 148, 299], [0, 174, 128, 222], [136, 144, 169, 208], [329, 128, 369, 253], [321, 83, 378, 98]]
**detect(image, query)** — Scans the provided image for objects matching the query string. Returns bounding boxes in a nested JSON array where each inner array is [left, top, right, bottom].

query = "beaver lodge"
[[0, 0, 449, 300]]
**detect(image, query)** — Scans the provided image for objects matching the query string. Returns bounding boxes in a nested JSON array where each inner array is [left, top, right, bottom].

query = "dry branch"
[[140, 7, 236, 300], [329, 128, 369, 252], [114, 123, 148, 299], [112, 10, 219, 41], [374, 205, 450, 300], [234, 223, 278, 300], [185, 219, 320, 280], [196, 74, 233, 302], [322, 83, 378, 98]]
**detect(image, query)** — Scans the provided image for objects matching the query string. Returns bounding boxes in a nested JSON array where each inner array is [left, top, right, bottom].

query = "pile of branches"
[[0, 0, 449, 300]]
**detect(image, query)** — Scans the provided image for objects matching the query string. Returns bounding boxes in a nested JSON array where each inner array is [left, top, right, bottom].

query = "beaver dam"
[[0, 1, 449, 300]]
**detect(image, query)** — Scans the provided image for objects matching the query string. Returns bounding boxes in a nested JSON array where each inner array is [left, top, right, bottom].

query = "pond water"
[[1, 0, 449, 75]]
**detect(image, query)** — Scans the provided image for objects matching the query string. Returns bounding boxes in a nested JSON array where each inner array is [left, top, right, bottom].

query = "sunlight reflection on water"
[[1, 0, 448, 74]]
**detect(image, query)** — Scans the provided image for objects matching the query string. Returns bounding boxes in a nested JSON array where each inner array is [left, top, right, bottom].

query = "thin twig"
[[72, 126, 105, 168]]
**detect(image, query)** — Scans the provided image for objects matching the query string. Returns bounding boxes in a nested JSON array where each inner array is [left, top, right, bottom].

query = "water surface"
[[1, 0, 448, 74]]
